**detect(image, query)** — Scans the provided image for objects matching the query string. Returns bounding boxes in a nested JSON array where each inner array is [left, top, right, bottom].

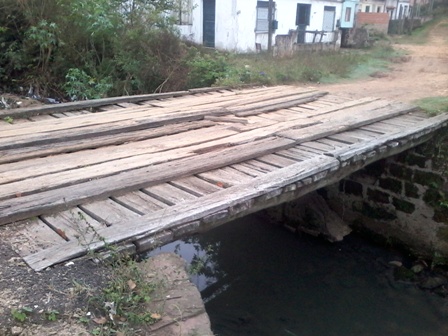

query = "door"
[[296, 3, 311, 43], [322, 6, 336, 31], [203, 0, 215, 47]]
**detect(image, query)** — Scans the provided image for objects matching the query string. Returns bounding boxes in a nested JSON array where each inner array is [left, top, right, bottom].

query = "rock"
[[11, 326, 23, 335], [139, 253, 214, 336], [394, 266, 415, 281], [389, 260, 403, 267], [411, 264, 425, 273], [419, 276, 448, 290], [283, 192, 352, 242]]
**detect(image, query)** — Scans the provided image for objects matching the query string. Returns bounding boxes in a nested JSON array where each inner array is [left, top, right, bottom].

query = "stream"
[[148, 214, 448, 336]]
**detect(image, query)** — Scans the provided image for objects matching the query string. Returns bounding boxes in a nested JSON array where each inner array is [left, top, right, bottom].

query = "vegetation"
[[87, 255, 160, 336], [0, 0, 189, 98], [0, 0, 416, 102], [415, 96, 448, 116]]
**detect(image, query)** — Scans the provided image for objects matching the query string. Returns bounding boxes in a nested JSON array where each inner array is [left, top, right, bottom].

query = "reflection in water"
[[148, 214, 448, 336]]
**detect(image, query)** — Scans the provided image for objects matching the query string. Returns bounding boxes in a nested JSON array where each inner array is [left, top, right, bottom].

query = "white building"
[[175, 0, 349, 52]]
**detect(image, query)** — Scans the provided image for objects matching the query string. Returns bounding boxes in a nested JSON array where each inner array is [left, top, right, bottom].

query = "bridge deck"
[[1, 85, 447, 271]]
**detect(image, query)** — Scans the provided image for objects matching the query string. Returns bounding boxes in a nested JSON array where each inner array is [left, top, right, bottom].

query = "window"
[[365, 5, 370, 12], [377, 6, 382, 12], [175, 0, 193, 25], [322, 6, 335, 31], [296, 3, 311, 26], [344, 7, 352, 22], [256, 1, 275, 32]]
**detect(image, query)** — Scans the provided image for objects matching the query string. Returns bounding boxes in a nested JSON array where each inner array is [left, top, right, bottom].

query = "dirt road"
[[317, 19, 448, 103]]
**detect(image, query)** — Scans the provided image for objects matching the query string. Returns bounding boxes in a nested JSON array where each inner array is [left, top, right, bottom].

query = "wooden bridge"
[[1, 86, 447, 271]]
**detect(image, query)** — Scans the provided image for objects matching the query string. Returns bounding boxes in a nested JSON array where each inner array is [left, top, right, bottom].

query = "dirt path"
[[316, 19, 448, 102]]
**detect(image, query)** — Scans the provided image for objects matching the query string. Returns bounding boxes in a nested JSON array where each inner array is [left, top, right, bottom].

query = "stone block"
[[392, 197, 416, 214], [404, 182, 420, 198], [379, 177, 402, 194], [362, 160, 385, 178], [406, 153, 427, 168], [423, 188, 443, 206], [367, 188, 390, 204], [341, 179, 363, 196], [414, 170, 445, 188], [362, 202, 397, 220], [388, 163, 413, 181]]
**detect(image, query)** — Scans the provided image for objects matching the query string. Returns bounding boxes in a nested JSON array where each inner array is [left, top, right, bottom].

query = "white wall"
[[177, 0, 344, 52]]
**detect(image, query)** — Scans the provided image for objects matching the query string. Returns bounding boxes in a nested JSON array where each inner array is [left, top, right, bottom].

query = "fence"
[[274, 29, 339, 57]]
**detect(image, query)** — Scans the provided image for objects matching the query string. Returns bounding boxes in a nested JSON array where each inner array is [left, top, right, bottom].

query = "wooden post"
[[268, 0, 273, 52]]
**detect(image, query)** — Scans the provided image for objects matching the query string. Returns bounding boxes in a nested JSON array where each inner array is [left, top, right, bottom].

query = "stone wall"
[[324, 131, 448, 260]]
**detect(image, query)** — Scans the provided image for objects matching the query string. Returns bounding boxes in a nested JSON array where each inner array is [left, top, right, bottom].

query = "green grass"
[[414, 96, 448, 116], [214, 42, 401, 87], [391, 16, 444, 45]]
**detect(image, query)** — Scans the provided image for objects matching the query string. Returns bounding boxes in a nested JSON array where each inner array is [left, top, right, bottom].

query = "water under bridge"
[[1, 86, 447, 271]]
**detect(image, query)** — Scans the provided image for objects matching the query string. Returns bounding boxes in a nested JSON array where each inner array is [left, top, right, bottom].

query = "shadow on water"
[[148, 214, 448, 336]]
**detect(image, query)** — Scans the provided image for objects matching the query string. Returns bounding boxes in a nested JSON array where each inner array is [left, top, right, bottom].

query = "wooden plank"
[[41, 208, 106, 242], [113, 191, 168, 213], [23, 155, 340, 270], [343, 129, 379, 139], [0, 120, 215, 164], [170, 176, 223, 196], [80, 199, 141, 224], [234, 92, 328, 117], [301, 141, 337, 152], [361, 123, 403, 134], [143, 183, 198, 205], [286, 147, 319, 159], [0, 106, 231, 150], [316, 138, 347, 149], [0, 136, 296, 225], [291, 145, 327, 155], [229, 163, 269, 177], [327, 113, 448, 162], [198, 167, 253, 187], [239, 160, 279, 173], [153, 86, 306, 110], [327, 133, 362, 144], [275, 148, 308, 161], [29, 115, 57, 122], [0, 90, 193, 118], [0, 88, 316, 144], [278, 102, 418, 142], [204, 115, 249, 124], [257, 153, 298, 167], [8, 218, 66, 257]]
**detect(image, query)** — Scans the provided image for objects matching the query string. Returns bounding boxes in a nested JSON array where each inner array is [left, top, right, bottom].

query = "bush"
[[186, 50, 230, 88]]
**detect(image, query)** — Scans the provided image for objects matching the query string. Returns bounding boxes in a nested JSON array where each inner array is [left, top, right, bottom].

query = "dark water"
[[149, 215, 448, 336]]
